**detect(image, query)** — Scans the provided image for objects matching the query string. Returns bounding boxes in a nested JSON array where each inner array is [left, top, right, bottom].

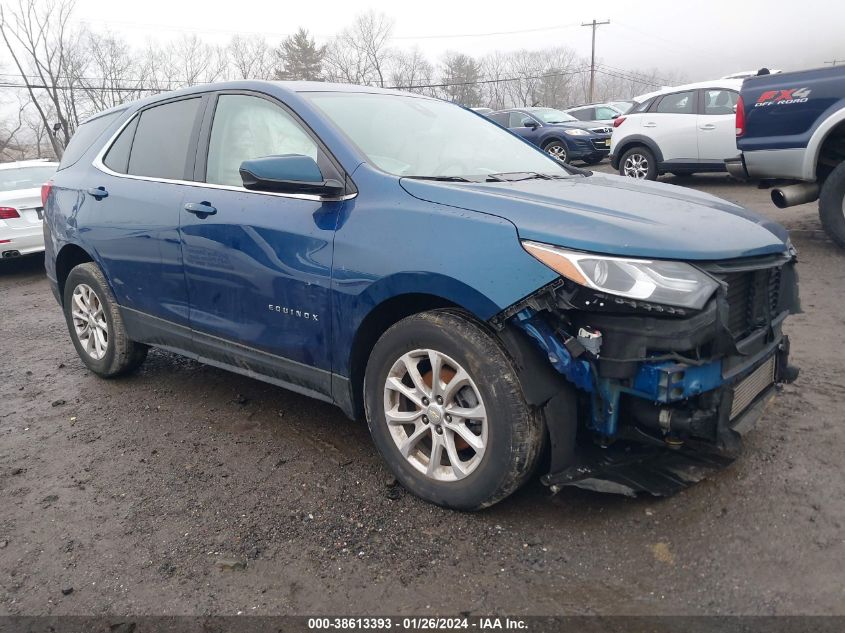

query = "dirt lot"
[[1, 171, 844, 616]]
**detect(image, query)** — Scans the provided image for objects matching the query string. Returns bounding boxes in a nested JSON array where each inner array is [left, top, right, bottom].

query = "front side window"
[[508, 112, 532, 128], [656, 91, 695, 114], [703, 89, 738, 115], [0, 165, 57, 192], [306, 92, 571, 179], [127, 98, 202, 180], [206, 95, 318, 187]]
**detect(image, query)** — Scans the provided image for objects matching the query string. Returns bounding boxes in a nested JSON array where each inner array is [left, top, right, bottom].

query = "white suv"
[[610, 79, 743, 180]]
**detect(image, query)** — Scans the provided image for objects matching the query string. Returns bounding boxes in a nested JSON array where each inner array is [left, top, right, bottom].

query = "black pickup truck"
[[726, 66, 845, 247]]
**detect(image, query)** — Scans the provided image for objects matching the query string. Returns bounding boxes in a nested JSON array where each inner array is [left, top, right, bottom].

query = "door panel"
[[697, 89, 740, 160], [644, 91, 698, 161], [181, 93, 340, 374]]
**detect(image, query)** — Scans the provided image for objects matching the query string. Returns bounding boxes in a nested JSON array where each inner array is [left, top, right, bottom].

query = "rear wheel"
[[63, 262, 148, 377], [543, 140, 569, 163], [620, 146, 657, 180], [819, 161, 845, 248], [364, 311, 544, 510]]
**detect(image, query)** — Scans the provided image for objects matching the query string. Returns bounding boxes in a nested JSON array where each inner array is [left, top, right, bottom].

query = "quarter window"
[[656, 91, 695, 114], [103, 116, 139, 174], [126, 98, 202, 180], [206, 95, 318, 187], [58, 111, 122, 171]]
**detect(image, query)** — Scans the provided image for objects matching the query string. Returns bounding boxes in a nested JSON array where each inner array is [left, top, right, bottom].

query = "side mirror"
[[521, 118, 538, 129], [239, 155, 344, 197]]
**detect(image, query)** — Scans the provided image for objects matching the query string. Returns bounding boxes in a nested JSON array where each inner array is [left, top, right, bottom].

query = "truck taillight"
[[41, 181, 53, 207], [0, 207, 20, 219], [613, 116, 626, 128], [735, 95, 745, 137]]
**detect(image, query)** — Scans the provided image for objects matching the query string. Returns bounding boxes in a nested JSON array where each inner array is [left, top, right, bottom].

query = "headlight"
[[563, 129, 590, 136], [522, 241, 719, 310]]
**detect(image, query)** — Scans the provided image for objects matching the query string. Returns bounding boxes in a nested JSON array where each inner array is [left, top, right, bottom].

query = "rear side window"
[[656, 91, 695, 114], [58, 111, 122, 171], [127, 98, 202, 180], [703, 89, 739, 115]]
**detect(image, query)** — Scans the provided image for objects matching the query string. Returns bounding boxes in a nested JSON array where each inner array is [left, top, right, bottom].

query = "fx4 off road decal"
[[755, 87, 812, 107]]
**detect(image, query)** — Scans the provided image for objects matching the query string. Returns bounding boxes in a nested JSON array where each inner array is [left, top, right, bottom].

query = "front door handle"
[[699, 124, 716, 130], [87, 187, 108, 200], [184, 201, 217, 217]]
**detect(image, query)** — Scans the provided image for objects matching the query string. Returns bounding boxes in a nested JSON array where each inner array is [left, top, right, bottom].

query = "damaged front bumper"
[[493, 251, 800, 497]]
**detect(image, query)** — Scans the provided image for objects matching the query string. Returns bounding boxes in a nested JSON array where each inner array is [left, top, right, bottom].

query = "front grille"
[[718, 267, 782, 338], [590, 126, 612, 134], [730, 356, 776, 419]]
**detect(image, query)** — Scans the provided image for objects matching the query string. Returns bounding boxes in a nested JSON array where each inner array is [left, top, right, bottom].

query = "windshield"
[[305, 93, 571, 179], [530, 108, 578, 124], [0, 165, 56, 192]]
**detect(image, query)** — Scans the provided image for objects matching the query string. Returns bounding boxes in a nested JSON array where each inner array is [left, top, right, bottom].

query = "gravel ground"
[[1, 170, 843, 616]]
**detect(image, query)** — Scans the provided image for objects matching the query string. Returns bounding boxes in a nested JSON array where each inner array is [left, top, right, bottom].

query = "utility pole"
[[582, 19, 610, 103], [824, 59, 843, 66]]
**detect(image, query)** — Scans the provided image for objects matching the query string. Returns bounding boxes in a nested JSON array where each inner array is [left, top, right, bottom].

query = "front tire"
[[63, 262, 148, 377], [819, 161, 845, 248], [619, 146, 657, 180], [543, 140, 569, 163], [364, 311, 544, 510]]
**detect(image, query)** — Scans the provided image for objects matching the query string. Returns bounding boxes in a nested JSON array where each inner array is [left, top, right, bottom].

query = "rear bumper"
[[725, 156, 749, 180], [0, 227, 45, 256], [732, 147, 810, 182]]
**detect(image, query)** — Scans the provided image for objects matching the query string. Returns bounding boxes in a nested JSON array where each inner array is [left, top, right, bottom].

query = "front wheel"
[[819, 161, 845, 249], [63, 262, 148, 377], [619, 146, 657, 180], [364, 311, 544, 510], [543, 140, 569, 163]]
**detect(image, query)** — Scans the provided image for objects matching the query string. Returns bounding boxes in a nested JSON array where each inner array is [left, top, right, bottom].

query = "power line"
[[388, 67, 590, 91], [824, 59, 844, 66], [582, 19, 610, 102], [392, 23, 581, 40]]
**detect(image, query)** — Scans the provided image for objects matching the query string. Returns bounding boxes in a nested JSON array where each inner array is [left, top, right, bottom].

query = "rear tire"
[[619, 146, 657, 180], [364, 310, 544, 510], [63, 262, 148, 377], [818, 161, 845, 249]]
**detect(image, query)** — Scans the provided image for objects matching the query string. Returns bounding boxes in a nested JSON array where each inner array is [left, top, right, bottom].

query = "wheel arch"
[[812, 117, 845, 183], [614, 135, 665, 166], [55, 243, 95, 303]]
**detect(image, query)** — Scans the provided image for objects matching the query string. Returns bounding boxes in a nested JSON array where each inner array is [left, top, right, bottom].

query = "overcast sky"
[[63, 0, 844, 82]]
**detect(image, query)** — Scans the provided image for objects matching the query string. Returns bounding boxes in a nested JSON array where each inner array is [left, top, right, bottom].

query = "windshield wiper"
[[405, 175, 474, 182], [486, 172, 567, 181]]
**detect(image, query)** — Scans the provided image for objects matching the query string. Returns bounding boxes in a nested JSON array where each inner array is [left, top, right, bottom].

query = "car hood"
[[399, 173, 789, 261]]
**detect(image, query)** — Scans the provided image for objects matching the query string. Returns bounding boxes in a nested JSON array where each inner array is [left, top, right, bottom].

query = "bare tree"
[[228, 35, 273, 80], [324, 11, 393, 86], [389, 47, 435, 94], [0, 103, 26, 160], [78, 29, 150, 110], [0, 0, 82, 158]]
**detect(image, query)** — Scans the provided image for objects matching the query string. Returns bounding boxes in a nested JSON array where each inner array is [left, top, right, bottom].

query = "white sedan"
[[0, 159, 58, 259]]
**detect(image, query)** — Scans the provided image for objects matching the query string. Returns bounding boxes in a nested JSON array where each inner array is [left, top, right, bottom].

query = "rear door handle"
[[184, 201, 217, 217], [699, 124, 716, 130], [87, 187, 108, 200]]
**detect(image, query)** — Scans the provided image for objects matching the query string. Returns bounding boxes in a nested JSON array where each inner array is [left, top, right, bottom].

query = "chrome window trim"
[[91, 108, 358, 203]]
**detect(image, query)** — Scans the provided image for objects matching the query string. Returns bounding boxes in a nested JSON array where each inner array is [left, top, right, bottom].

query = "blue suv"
[[487, 107, 612, 165], [44, 82, 799, 510]]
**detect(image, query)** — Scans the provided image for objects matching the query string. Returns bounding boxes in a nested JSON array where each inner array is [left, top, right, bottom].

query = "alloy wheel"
[[383, 349, 487, 482], [71, 283, 109, 360], [546, 143, 567, 162], [623, 153, 650, 178]]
